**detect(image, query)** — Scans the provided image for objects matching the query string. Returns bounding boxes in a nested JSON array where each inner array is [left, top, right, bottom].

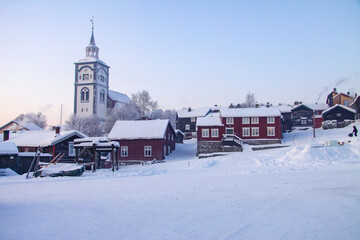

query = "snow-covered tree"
[[15, 112, 47, 129], [104, 102, 141, 133], [243, 92, 256, 108], [65, 114, 102, 137], [131, 90, 158, 117]]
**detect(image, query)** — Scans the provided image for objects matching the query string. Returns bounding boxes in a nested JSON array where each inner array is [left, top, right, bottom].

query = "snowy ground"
[[1, 122, 360, 240]]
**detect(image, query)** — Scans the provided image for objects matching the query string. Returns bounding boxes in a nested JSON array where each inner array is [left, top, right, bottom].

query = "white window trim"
[[242, 127, 250, 137], [251, 117, 259, 124], [202, 129, 209, 138], [121, 146, 128, 157], [68, 142, 75, 156], [185, 124, 190, 131], [226, 117, 234, 125], [191, 117, 196, 122], [226, 128, 234, 135], [267, 127, 275, 136], [267, 117, 275, 124], [144, 146, 152, 157], [242, 117, 250, 124], [211, 129, 219, 138], [251, 127, 259, 137]]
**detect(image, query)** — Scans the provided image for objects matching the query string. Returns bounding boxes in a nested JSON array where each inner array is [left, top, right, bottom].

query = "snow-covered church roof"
[[108, 90, 131, 104], [108, 119, 174, 140]]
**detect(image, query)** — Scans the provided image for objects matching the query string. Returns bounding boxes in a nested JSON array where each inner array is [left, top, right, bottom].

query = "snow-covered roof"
[[108, 119, 173, 140], [0, 142, 18, 155], [1, 130, 86, 147], [220, 107, 281, 118], [197, 113, 223, 126], [108, 90, 131, 104], [350, 95, 359, 108], [177, 107, 211, 118], [0, 120, 43, 131], [291, 103, 329, 112], [322, 104, 357, 115], [277, 105, 292, 113], [175, 130, 184, 136], [75, 56, 108, 66]]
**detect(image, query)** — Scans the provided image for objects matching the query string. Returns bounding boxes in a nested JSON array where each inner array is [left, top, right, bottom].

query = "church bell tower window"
[[81, 87, 89, 102]]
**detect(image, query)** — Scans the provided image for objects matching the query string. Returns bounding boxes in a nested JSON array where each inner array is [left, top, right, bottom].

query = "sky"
[[0, 0, 359, 127]]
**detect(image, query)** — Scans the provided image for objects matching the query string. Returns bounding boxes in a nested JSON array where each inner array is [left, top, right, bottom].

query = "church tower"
[[74, 17, 110, 121]]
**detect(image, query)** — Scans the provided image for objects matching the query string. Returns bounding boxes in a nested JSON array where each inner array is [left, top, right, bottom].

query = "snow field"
[[0, 122, 360, 240]]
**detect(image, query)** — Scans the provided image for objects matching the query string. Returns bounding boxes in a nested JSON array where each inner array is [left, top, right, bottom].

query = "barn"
[[108, 119, 176, 163], [291, 103, 328, 128], [322, 104, 357, 128]]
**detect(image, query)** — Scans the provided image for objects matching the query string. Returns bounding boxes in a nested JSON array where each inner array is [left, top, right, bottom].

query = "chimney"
[[54, 126, 60, 135], [266, 102, 270, 108], [188, 107, 191, 112], [347, 92, 350, 96], [333, 88, 337, 92], [294, 101, 299, 106], [3, 130, 9, 141], [255, 103, 259, 108]]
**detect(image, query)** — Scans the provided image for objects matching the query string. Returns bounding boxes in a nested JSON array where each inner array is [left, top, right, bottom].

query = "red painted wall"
[[197, 126, 225, 142], [221, 116, 282, 140], [114, 124, 176, 161]]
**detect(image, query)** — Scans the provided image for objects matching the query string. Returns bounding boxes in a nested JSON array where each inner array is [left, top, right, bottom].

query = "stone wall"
[[197, 141, 223, 155], [243, 139, 281, 145]]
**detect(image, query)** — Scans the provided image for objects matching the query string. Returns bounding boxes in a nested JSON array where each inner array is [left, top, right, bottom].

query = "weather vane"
[[90, 16, 94, 30]]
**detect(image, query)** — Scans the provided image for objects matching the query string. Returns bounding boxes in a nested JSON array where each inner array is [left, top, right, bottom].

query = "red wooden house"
[[196, 108, 282, 155], [108, 119, 176, 163]]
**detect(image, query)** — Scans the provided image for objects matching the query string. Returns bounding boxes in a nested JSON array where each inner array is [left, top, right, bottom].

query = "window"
[[211, 129, 219, 138], [185, 124, 190, 131], [68, 142, 75, 156], [168, 146, 171, 155], [164, 146, 166, 157], [191, 117, 196, 122], [251, 117, 259, 124], [300, 118, 307, 125], [144, 146, 152, 157], [242, 117, 250, 124], [168, 133, 170, 140], [251, 127, 259, 137], [202, 129, 209, 138], [226, 128, 234, 135], [267, 117, 275, 124], [267, 127, 275, 136], [226, 117, 234, 124], [83, 74, 89, 80], [100, 75, 105, 82], [242, 128, 250, 137], [81, 87, 89, 102], [79, 75, 81, 80], [121, 146, 128, 157], [344, 100, 349, 107], [337, 113, 341, 117], [100, 89, 105, 103]]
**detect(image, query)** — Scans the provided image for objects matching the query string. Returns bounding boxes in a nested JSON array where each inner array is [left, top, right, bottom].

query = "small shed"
[[322, 104, 356, 127], [175, 130, 184, 143]]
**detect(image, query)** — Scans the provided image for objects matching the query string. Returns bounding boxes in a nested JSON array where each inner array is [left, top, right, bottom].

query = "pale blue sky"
[[0, 0, 359, 126]]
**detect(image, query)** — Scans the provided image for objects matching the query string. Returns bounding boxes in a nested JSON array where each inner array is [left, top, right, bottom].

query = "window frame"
[[144, 146, 152, 157], [242, 127, 250, 137], [267, 127, 275, 136], [267, 117, 275, 124], [191, 117, 196, 123], [242, 117, 250, 124], [226, 117, 234, 125], [226, 128, 234, 135], [251, 127, 259, 137], [80, 87, 89, 102], [211, 129, 219, 138], [68, 142, 75, 156], [251, 117, 259, 124], [202, 129, 209, 138], [185, 124, 190, 131], [121, 146, 128, 157]]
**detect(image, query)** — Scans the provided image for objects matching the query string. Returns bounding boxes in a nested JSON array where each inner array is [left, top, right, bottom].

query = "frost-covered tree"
[[104, 102, 141, 133], [65, 114, 103, 137], [15, 112, 47, 129], [243, 92, 256, 108], [131, 90, 158, 117]]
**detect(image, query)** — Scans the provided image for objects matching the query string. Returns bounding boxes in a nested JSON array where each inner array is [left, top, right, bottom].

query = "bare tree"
[[104, 102, 141, 133], [15, 112, 47, 129], [243, 92, 256, 108], [65, 114, 103, 137], [131, 90, 158, 117]]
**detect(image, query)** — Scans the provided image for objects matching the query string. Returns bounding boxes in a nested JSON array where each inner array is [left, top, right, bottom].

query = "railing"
[[222, 134, 243, 147]]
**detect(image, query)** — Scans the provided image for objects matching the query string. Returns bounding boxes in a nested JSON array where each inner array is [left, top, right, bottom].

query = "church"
[[73, 20, 130, 121]]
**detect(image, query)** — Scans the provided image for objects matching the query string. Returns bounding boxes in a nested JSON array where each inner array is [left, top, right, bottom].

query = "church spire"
[[86, 16, 99, 58]]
